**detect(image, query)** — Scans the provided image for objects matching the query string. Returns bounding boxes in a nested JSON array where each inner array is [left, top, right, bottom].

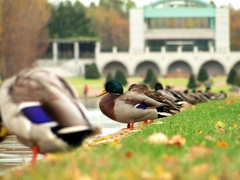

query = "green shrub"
[[143, 68, 154, 84], [234, 73, 240, 87], [150, 76, 158, 89], [227, 67, 237, 85], [187, 73, 197, 90], [85, 63, 100, 79], [197, 68, 208, 82], [114, 69, 128, 86]]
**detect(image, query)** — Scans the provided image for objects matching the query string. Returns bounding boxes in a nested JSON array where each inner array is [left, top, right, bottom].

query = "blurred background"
[[0, 0, 240, 91]]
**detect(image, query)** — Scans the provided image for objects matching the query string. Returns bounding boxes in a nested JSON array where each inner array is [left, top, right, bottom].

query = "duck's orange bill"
[[97, 89, 107, 97]]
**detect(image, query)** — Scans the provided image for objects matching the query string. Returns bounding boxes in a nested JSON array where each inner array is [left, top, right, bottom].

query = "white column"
[[53, 42, 58, 65], [74, 41, 79, 61]]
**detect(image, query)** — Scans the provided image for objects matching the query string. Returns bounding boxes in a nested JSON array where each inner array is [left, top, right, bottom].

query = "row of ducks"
[[97, 80, 227, 128], [0, 68, 227, 166]]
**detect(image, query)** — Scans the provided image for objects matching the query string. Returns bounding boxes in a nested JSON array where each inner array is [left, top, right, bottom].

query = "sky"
[[49, 0, 240, 9]]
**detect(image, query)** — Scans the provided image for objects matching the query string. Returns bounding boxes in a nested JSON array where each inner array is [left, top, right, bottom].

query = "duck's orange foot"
[[122, 123, 134, 130], [143, 120, 148, 124], [142, 120, 153, 124]]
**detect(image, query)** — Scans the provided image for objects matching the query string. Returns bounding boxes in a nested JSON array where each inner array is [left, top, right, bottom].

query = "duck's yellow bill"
[[97, 89, 107, 97], [0, 126, 10, 141]]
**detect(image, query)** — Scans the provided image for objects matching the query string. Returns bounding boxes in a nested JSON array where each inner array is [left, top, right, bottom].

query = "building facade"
[[38, 0, 240, 77], [130, 0, 229, 54]]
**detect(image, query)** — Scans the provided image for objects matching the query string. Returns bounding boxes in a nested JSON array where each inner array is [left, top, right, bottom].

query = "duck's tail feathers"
[[157, 112, 172, 118], [52, 125, 101, 146]]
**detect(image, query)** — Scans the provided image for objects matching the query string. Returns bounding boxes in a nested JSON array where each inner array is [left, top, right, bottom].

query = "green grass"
[[6, 96, 240, 179], [67, 76, 230, 96]]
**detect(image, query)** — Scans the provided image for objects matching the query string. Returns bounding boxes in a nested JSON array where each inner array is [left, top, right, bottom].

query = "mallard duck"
[[97, 80, 179, 128], [128, 83, 180, 124], [214, 90, 227, 100], [154, 82, 187, 107], [0, 68, 100, 165], [202, 87, 217, 100]]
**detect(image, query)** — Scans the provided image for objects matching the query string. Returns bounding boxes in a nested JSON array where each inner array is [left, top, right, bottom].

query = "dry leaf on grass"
[[205, 135, 216, 141], [217, 140, 228, 148], [188, 145, 213, 160], [168, 134, 186, 147], [148, 133, 168, 144], [125, 151, 134, 159], [191, 163, 209, 175]]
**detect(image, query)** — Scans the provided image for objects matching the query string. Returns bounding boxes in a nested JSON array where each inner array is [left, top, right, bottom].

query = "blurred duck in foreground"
[[97, 80, 179, 129], [0, 68, 100, 165]]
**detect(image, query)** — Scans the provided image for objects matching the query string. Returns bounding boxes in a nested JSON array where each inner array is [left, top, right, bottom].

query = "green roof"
[[145, 0, 215, 8], [144, 8, 215, 18], [144, 0, 215, 18]]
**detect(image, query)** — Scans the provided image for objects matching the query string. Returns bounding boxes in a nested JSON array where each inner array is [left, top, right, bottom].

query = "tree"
[[227, 67, 237, 85], [197, 68, 208, 82], [143, 68, 154, 84], [114, 69, 127, 86], [48, 1, 94, 38], [187, 74, 197, 90], [230, 8, 240, 51], [85, 63, 100, 79], [99, 0, 136, 17], [87, 7, 129, 51], [105, 72, 113, 83], [1, 0, 50, 79], [150, 76, 158, 89]]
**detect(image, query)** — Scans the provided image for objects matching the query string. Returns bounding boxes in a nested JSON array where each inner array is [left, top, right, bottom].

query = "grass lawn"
[[67, 76, 231, 97], [6, 96, 240, 180]]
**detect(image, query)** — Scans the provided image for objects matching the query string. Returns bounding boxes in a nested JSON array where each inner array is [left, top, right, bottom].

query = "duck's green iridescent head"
[[105, 80, 124, 94], [154, 82, 163, 91], [97, 80, 123, 96]]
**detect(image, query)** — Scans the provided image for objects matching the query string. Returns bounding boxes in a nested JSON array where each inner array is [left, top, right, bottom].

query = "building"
[[38, 0, 240, 77]]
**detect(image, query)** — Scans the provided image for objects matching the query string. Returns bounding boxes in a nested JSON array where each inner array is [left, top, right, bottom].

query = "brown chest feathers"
[[99, 94, 119, 120]]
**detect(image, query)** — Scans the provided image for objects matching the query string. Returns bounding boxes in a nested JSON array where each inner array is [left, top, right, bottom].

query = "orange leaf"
[[125, 151, 134, 159], [168, 134, 186, 147], [217, 140, 228, 148]]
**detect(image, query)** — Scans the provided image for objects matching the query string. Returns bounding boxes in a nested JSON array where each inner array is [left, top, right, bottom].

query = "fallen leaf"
[[125, 151, 134, 159], [233, 124, 238, 129], [168, 134, 186, 147], [230, 100, 235, 104], [191, 163, 209, 175], [198, 130, 203, 134], [188, 145, 213, 160], [205, 135, 216, 141], [215, 121, 226, 128], [148, 132, 168, 144], [163, 155, 179, 167], [217, 140, 228, 148], [216, 127, 225, 133], [218, 106, 223, 109]]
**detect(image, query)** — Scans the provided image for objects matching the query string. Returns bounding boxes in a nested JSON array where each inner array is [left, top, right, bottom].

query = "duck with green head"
[[97, 80, 179, 128], [0, 68, 100, 166]]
